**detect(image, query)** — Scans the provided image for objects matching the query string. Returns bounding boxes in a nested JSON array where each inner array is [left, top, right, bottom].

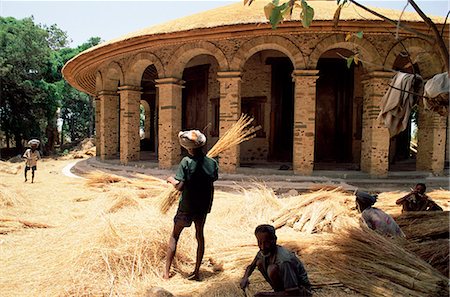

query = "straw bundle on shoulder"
[[158, 114, 261, 214]]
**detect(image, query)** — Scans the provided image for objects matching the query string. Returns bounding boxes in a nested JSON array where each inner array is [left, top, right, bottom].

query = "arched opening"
[[140, 64, 158, 160], [388, 52, 420, 171], [240, 50, 294, 166], [314, 48, 363, 170], [181, 54, 220, 152]]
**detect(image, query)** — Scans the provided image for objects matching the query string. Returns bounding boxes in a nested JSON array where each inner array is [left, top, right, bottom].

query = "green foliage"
[[300, 0, 314, 28], [0, 16, 101, 152]]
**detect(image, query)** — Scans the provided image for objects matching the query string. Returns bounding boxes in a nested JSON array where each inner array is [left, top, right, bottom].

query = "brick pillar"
[[217, 71, 242, 173], [97, 90, 119, 160], [292, 70, 319, 175], [155, 78, 183, 169], [360, 71, 392, 177], [94, 96, 102, 157], [118, 86, 142, 164], [416, 105, 447, 175]]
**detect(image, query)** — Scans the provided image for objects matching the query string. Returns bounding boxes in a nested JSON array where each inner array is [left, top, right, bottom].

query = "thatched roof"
[[98, 0, 445, 48]]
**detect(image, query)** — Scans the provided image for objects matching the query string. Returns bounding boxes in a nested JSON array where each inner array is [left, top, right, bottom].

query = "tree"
[[0, 17, 52, 152]]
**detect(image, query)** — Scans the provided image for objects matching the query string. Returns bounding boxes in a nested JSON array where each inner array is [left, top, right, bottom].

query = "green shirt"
[[174, 154, 218, 214]]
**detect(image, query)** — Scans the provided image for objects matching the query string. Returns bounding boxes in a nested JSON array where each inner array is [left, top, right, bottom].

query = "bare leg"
[[24, 167, 28, 182], [189, 216, 206, 280], [163, 222, 185, 279], [31, 169, 35, 183], [267, 264, 283, 292]]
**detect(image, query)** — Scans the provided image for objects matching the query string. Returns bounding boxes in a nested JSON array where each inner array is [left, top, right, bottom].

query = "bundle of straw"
[[402, 239, 449, 277], [0, 160, 21, 175], [86, 171, 128, 188], [158, 114, 261, 214], [0, 184, 26, 207], [393, 211, 449, 240], [270, 188, 357, 233], [313, 226, 449, 297]]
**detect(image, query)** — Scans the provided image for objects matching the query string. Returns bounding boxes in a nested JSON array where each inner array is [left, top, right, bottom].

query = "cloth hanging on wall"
[[377, 72, 422, 137]]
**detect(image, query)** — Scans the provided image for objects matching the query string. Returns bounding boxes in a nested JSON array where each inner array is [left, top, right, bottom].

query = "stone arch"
[[230, 35, 305, 70], [167, 41, 229, 78], [308, 34, 382, 71], [98, 61, 124, 91], [384, 38, 443, 78], [125, 51, 165, 85]]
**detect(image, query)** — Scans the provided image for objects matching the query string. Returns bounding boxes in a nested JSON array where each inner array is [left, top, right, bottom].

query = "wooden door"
[[182, 65, 209, 131]]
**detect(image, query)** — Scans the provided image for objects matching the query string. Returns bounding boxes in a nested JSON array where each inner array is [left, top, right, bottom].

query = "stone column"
[[155, 78, 184, 169], [118, 85, 142, 164], [97, 90, 119, 160], [416, 105, 447, 175], [291, 70, 319, 175], [217, 71, 242, 173], [360, 71, 392, 177]]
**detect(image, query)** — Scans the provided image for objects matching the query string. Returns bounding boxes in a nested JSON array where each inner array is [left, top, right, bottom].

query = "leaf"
[[264, 2, 276, 20], [347, 56, 354, 68], [355, 31, 364, 39], [300, 0, 314, 28], [354, 54, 360, 65], [345, 33, 352, 41], [333, 4, 342, 28], [269, 2, 288, 29]]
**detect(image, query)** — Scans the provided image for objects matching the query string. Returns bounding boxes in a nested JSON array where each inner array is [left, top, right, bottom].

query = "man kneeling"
[[240, 224, 312, 296]]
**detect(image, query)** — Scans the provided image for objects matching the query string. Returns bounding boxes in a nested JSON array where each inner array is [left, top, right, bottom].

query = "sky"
[[1, 0, 449, 47]]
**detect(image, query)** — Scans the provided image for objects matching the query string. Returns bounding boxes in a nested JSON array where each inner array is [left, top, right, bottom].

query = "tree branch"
[[407, 0, 449, 72], [348, 0, 433, 41]]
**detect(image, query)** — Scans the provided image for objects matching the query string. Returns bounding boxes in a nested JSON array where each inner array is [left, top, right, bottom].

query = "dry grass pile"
[[402, 239, 449, 277], [0, 183, 26, 207], [86, 171, 128, 188], [158, 114, 261, 214], [105, 189, 142, 213], [271, 188, 357, 233], [0, 160, 22, 174], [393, 211, 449, 240], [313, 225, 448, 297]]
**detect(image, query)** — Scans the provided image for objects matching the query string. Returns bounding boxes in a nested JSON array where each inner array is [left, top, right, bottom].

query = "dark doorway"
[[140, 65, 158, 153], [182, 64, 209, 131], [267, 57, 294, 162], [315, 58, 354, 164]]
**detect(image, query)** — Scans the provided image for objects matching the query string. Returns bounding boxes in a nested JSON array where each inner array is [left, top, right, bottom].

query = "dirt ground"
[[0, 157, 448, 297]]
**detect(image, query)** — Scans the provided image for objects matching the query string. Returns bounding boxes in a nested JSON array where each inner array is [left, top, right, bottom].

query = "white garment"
[[377, 72, 421, 137], [424, 72, 449, 99]]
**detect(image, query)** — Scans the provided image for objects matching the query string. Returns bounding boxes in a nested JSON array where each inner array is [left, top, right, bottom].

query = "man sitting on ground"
[[355, 190, 405, 237], [395, 183, 443, 212], [240, 224, 312, 296]]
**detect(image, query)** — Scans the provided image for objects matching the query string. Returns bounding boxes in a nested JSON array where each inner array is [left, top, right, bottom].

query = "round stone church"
[[63, 0, 449, 176]]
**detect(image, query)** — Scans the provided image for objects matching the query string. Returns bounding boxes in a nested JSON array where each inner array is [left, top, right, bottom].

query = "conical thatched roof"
[[97, 0, 445, 48]]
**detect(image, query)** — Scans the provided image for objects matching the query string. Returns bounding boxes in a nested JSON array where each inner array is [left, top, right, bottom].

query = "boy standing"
[[23, 139, 41, 183], [163, 130, 219, 281], [240, 224, 312, 296]]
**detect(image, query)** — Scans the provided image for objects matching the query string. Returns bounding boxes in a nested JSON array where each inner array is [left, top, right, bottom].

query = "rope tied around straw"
[[158, 114, 261, 214]]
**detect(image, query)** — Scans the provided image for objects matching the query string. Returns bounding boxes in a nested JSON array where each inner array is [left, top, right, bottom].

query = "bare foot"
[[162, 271, 174, 280], [187, 272, 201, 281]]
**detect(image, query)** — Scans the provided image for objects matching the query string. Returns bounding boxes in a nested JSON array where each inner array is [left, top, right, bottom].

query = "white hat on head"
[[178, 130, 206, 149], [28, 139, 40, 146]]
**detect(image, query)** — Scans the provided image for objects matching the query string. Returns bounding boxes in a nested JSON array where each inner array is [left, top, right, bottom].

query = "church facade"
[[63, 1, 449, 176]]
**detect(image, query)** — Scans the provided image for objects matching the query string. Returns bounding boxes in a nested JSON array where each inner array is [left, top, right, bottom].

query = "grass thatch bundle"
[[86, 171, 128, 188], [401, 239, 449, 277], [393, 211, 449, 240], [0, 160, 21, 175], [271, 188, 357, 233], [0, 184, 26, 207], [158, 114, 261, 214], [313, 225, 448, 297]]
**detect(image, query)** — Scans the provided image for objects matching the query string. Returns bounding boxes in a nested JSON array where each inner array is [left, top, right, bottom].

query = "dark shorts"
[[25, 166, 37, 171], [173, 211, 207, 228]]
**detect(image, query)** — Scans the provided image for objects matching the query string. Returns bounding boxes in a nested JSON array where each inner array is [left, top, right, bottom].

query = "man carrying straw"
[[23, 139, 41, 183], [163, 130, 219, 281]]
